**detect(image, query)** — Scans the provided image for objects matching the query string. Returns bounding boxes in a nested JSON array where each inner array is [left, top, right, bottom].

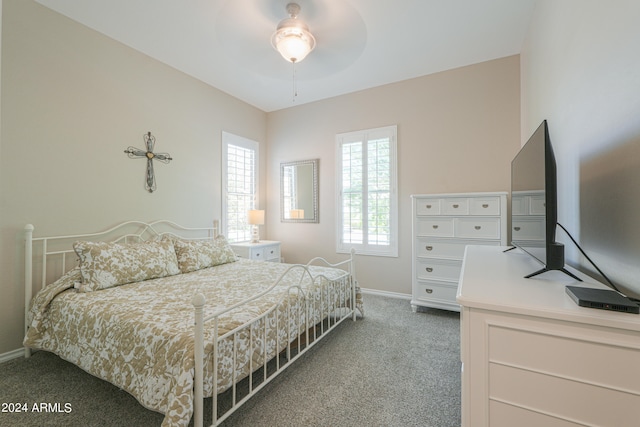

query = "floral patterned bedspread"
[[24, 259, 362, 427]]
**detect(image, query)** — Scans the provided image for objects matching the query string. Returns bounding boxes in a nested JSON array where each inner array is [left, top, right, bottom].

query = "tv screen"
[[510, 120, 579, 280]]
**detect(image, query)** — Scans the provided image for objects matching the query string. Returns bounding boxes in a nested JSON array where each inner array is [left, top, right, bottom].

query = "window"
[[336, 125, 397, 257], [222, 132, 259, 243]]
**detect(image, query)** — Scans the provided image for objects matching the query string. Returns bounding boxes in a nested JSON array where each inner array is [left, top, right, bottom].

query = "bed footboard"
[[192, 250, 359, 427]]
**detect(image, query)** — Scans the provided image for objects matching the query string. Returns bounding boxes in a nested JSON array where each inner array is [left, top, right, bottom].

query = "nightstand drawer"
[[248, 248, 266, 261], [263, 245, 280, 261], [230, 241, 281, 263]]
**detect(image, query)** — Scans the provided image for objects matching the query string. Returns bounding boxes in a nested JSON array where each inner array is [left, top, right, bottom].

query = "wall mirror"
[[281, 159, 319, 223]]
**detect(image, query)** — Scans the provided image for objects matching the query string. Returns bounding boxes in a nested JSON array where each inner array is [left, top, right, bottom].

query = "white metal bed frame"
[[24, 220, 359, 427]]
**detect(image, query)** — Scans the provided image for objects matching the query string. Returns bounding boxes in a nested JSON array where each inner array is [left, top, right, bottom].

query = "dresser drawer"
[[529, 195, 546, 215], [416, 238, 467, 259], [442, 198, 470, 215], [414, 280, 458, 304], [416, 238, 501, 259], [512, 218, 545, 241], [455, 217, 501, 239], [470, 196, 501, 216], [511, 194, 528, 215], [416, 199, 441, 216], [416, 218, 454, 237], [416, 258, 462, 282]]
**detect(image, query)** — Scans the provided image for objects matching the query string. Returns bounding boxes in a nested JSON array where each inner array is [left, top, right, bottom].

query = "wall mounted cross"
[[124, 132, 172, 193]]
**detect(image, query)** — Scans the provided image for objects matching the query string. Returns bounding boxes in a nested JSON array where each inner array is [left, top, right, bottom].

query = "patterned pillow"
[[73, 239, 181, 292], [172, 235, 237, 273]]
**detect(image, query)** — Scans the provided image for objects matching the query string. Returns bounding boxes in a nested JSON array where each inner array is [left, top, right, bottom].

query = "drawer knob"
[[474, 226, 481, 230], [425, 245, 433, 251], [269, 250, 274, 254], [514, 226, 521, 231], [432, 225, 439, 229], [453, 204, 459, 208], [425, 288, 433, 294], [426, 267, 433, 272], [482, 204, 489, 208], [256, 253, 261, 257], [426, 204, 432, 209]]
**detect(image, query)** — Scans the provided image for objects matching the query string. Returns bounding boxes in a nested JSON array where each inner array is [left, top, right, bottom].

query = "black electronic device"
[[565, 285, 639, 314], [510, 120, 580, 281]]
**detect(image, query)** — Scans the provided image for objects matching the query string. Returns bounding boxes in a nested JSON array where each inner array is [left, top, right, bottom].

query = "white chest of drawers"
[[411, 192, 507, 312], [230, 240, 281, 262]]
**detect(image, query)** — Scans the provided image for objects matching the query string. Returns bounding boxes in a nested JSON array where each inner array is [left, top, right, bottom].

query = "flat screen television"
[[510, 120, 580, 281]]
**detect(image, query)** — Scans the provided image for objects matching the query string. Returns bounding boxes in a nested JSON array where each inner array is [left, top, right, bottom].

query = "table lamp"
[[247, 210, 265, 243]]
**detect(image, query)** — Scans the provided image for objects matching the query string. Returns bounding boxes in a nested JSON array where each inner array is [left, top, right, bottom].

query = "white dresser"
[[457, 245, 640, 427], [230, 240, 281, 262], [411, 192, 507, 312]]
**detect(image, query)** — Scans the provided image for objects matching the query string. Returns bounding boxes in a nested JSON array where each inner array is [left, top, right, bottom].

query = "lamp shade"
[[247, 209, 265, 225]]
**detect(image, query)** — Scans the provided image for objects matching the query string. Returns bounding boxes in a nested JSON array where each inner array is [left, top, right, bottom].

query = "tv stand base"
[[525, 266, 583, 282]]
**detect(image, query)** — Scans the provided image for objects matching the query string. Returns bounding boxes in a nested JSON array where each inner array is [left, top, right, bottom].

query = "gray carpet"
[[0, 294, 461, 427]]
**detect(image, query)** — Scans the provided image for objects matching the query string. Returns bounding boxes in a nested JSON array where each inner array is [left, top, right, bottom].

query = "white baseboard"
[[0, 348, 25, 364], [360, 287, 411, 300]]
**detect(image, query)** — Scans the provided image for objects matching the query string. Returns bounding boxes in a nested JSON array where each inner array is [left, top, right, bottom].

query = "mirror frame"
[[280, 159, 319, 223]]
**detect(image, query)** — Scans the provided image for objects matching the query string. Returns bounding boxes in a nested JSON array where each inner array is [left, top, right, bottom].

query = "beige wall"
[[0, 2, 523, 356], [521, 0, 640, 298], [266, 56, 521, 296], [0, 1, 267, 354]]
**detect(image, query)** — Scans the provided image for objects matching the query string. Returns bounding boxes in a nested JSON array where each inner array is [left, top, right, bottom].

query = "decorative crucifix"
[[124, 132, 173, 193]]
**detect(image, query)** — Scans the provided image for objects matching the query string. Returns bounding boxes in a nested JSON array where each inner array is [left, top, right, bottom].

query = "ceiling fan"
[[213, 0, 367, 81]]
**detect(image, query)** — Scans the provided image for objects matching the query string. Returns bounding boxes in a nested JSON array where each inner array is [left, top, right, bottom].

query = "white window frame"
[[222, 132, 259, 243], [336, 125, 398, 257]]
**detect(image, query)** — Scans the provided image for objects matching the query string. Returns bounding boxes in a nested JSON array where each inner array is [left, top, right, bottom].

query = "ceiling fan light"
[[272, 29, 315, 63], [271, 3, 316, 63]]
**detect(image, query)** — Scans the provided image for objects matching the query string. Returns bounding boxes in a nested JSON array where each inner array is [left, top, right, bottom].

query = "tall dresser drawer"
[[416, 218, 454, 237], [416, 238, 467, 259], [414, 281, 458, 304], [455, 217, 501, 239], [442, 198, 470, 215], [416, 258, 462, 282], [470, 197, 501, 215], [416, 238, 501, 259], [416, 199, 441, 216], [529, 195, 546, 215], [512, 218, 545, 241]]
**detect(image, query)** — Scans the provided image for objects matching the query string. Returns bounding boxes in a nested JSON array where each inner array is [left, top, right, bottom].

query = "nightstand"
[[230, 241, 281, 262]]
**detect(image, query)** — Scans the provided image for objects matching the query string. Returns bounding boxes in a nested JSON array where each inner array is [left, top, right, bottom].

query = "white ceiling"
[[35, 0, 537, 112]]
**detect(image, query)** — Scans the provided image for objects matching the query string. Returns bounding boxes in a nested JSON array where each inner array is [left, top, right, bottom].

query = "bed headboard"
[[24, 219, 219, 344]]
